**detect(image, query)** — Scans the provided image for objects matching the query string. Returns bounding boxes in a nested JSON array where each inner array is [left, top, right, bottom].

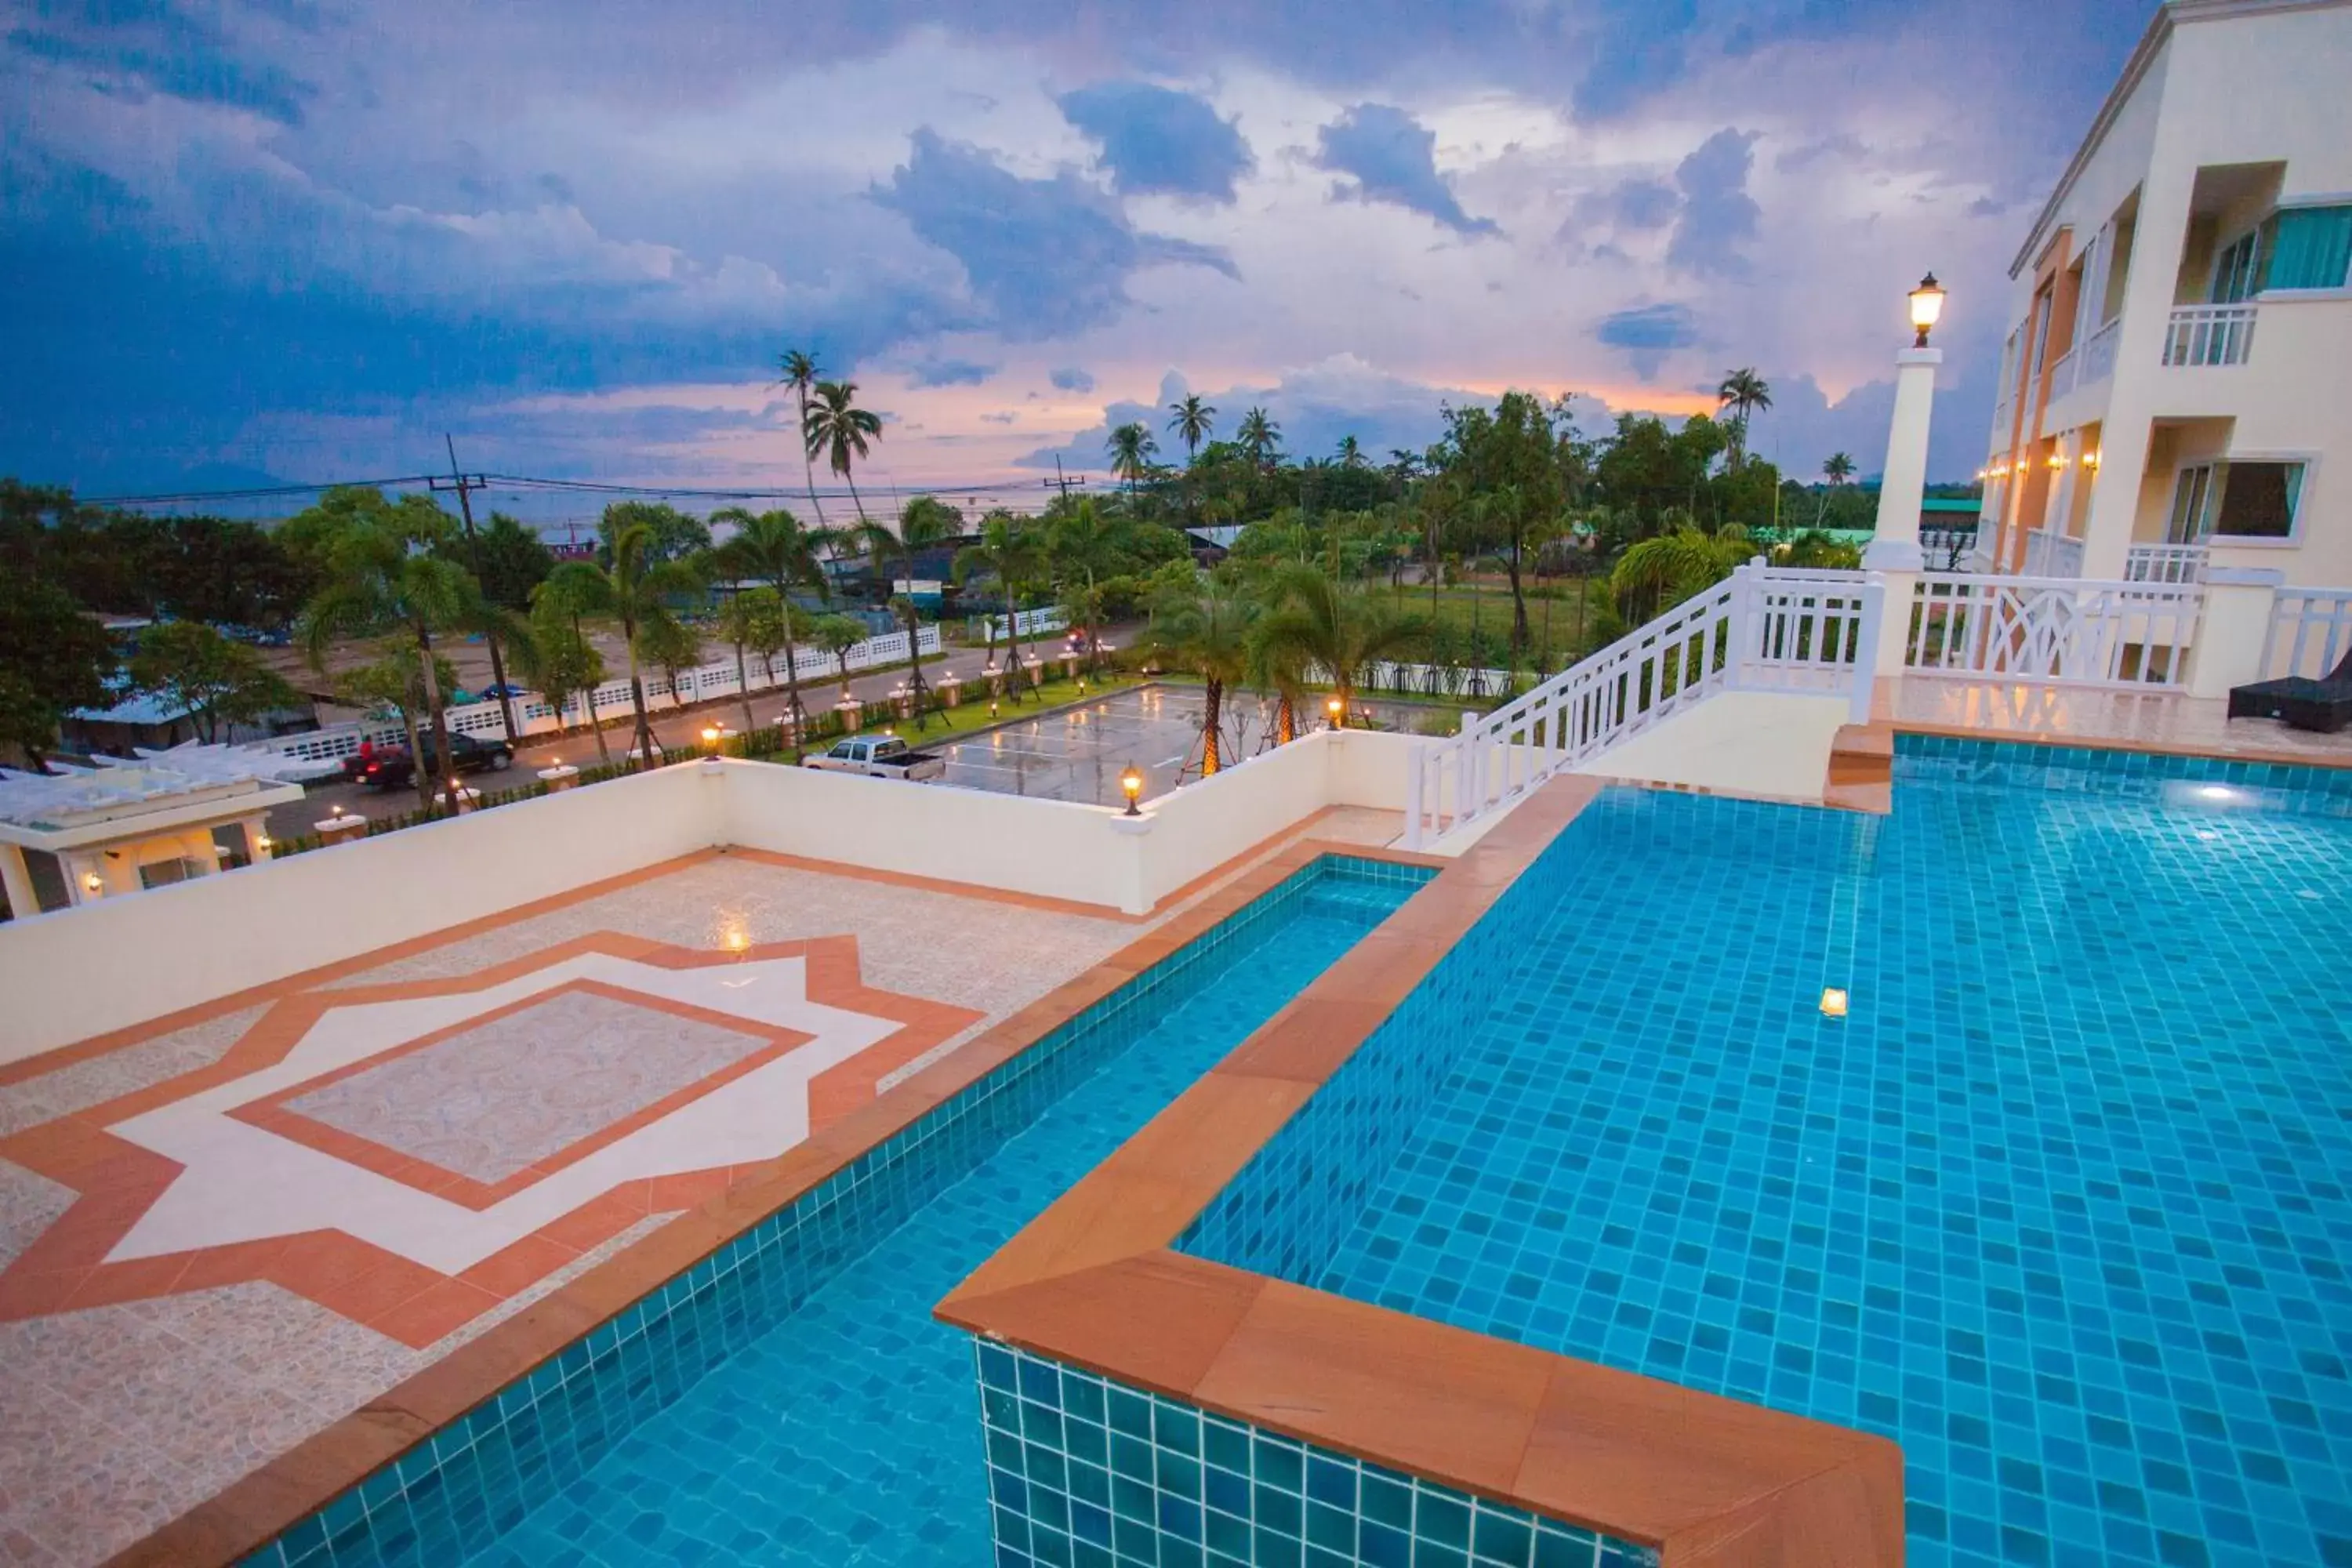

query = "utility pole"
[[431, 436, 521, 743]]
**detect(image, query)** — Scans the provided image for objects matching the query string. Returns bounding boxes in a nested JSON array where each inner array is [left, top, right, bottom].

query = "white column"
[[240, 816, 274, 865], [0, 843, 38, 918], [1867, 346, 1941, 674], [2186, 568, 2283, 699]]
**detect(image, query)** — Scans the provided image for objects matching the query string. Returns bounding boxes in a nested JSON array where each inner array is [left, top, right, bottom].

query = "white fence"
[[2163, 304, 2257, 367], [2124, 543, 2208, 585], [1404, 563, 1880, 848], [1904, 574, 2201, 687], [263, 625, 943, 764], [982, 608, 1067, 643], [2260, 589, 2352, 681]]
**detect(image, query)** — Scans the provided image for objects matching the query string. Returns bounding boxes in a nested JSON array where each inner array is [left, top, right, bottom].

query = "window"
[[136, 856, 206, 890], [2264, 204, 2352, 292], [2211, 228, 2264, 303], [2169, 460, 2307, 542]]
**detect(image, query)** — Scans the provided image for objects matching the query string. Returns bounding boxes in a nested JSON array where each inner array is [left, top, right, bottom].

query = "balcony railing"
[[2047, 347, 2078, 399], [1906, 573, 2203, 688], [2162, 304, 2257, 367], [2077, 318, 2120, 385], [2123, 543, 2208, 585], [2022, 528, 2085, 579]]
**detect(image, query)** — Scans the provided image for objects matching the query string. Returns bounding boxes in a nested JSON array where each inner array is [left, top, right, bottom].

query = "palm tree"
[[953, 512, 1044, 703], [1236, 407, 1280, 470], [1818, 450, 1857, 525], [775, 349, 829, 529], [1337, 434, 1367, 470], [708, 506, 834, 758], [1148, 577, 1258, 775], [1715, 368, 1773, 472], [528, 567, 615, 769], [804, 380, 884, 523], [710, 586, 778, 739], [300, 505, 525, 810], [1107, 422, 1158, 502], [1608, 528, 1741, 623], [1253, 565, 1429, 734], [848, 495, 959, 724], [547, 524, 704, 766], [1166, 394, 1216, 462]]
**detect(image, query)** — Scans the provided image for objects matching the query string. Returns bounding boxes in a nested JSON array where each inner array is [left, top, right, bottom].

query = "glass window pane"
[[2266, 205, 2352, 291], [2213, 461, 2304, 539]]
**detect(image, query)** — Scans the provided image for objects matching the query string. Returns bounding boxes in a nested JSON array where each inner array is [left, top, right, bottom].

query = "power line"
[[79, 471, 1098, 507]]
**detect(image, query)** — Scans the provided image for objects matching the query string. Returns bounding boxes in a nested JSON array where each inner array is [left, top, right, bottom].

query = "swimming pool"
[[1185, 739, 2352, 1568], [251, 855, 1428, 1568]]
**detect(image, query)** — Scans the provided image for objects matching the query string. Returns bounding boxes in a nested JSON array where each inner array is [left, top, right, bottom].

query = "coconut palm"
[[1715, 368, 1773, 472], [1236, 407, 1281, 470], [1608, 528, 1742, 623], [300, 503, 528, 810], [775, 349, 829, 529], [847, 495, 959, 724], [804, 379, 883, 523], [1818, 450, 1857, 525], [1252, 565, 1429, 734], [1166, 395, 1216, 462], [1147, 577, 1258, 775], [953, 512, 1044, 704], [708, 506, 834, 757], [1337, 434, 1368, 470], [545, 524, 703, 767], [1107, 422, 1158, 502]]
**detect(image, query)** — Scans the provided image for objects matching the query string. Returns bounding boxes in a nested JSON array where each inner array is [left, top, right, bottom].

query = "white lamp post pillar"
[[1864, 273, 1948, 675], [0, 843, 38, 918]]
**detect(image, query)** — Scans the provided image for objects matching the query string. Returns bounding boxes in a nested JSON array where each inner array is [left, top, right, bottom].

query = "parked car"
[[341, 733, 515, 790], [804, 735, 945, 782]]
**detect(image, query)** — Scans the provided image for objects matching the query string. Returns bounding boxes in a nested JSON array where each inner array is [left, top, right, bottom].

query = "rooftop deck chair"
[[2229, 642, 2352, 734]]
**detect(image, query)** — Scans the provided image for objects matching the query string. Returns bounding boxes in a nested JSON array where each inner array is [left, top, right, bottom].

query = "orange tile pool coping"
[[103, 833, 1436, 1568], [936, 776, 1906, 1567]]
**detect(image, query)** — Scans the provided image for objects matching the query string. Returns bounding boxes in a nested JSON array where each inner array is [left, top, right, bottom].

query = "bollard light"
[[1326, 695, 1345, 729], [1908, 271, 1946, 348], [1120, 763, 1144, 816]]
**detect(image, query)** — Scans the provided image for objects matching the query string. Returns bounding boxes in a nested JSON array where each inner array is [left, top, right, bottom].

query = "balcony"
[[2077, 318, 2120, 385], [2162, 304, 2257, 366]]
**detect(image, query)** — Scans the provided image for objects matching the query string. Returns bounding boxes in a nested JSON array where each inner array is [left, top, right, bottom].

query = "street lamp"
[[1908, 272, 1947, 348], [1120, 763, 1144, 816]]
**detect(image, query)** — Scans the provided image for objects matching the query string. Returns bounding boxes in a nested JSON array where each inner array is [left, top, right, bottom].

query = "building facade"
[[1981, 0, 2352, 589]]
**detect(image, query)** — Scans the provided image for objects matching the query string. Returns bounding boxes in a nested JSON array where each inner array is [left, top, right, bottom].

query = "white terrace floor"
[[1878, 674, 2352, 764], [0, 808, 1403, 1568]]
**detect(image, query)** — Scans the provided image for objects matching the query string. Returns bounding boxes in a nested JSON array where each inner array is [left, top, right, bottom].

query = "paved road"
[[264, 634, 1115, 839]]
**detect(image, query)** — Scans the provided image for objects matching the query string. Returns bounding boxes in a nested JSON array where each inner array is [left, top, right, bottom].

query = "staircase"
[[1403, 563, 1883, 848]]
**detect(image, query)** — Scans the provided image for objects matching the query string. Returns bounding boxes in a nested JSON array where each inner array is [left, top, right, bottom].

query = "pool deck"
[[1877, 675, 2352, 768], [0, 807, 1407, 1568]]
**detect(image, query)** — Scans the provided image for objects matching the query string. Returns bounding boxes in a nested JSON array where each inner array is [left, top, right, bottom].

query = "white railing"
[[2162, 304, 2257, 367], [2123, 543, 2208, 585], [2259, 589, 2352, 681], [2046, 347, 2078, 399], [1904, 574, 2201, 688], [2077, 318, 2120, 385], [263, 625, 943, 760], [1403, 563, 1881, 848], [2022, 529, 2085, 579], [983, 607, 1067, 642]]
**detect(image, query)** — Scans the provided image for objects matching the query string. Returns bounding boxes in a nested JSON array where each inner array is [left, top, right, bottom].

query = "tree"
[[0, 576, 114, 770], [1337, 434, 1367, 470], [1819, 451, 1857, 525], [539, 525, 702, 768], [776, 348, 831, 529], [638, 613, 703, 718], [1434, 391, 1570, 670], [1715, 368, 1773, 472], [848, 495, 958, 724], [1253, 565, 1428, 731], [126, 622, 299, 743], [1608, 528, 1744, 623], [596, 501, 709, 567], [296, 488, 525, 809], [804, 380, 883, 523], [707, 506, 835, 758], [333, 647, 459, 786], [1167, 394, 1217, 462], [1236, 407, 1281, 470], [515, 595, 611, 768], [1106, 422, 1158, 502], [461, 513, 556, 612], [1147, 575, 1257, 775], [811, 613, 870, 700], [953, 512, 1044, 705], [710, 588, 783, 739]]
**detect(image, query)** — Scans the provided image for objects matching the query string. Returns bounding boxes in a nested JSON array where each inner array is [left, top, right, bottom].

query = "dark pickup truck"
[[341, 732, 516, 790]]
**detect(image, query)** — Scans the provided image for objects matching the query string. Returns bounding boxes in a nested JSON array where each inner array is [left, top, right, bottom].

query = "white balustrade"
[[262, 625, 942, 759], [2022, 529, 2085, 579], [983, 607, 1067, 642], [2076, 318, 2120, 385], [1403, 564, 1882, 848], [2122, 543, 2208, 585], [2259, 589, 2352, 681], [2162, 304, 2257, 367], [1904, 573, 2201, 688], [2046, 348, 2078, 399]]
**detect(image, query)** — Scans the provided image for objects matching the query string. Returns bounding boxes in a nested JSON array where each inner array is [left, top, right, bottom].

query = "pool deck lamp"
[[1120, 763, 1144, 816], [1908, 272, 1946, 348]]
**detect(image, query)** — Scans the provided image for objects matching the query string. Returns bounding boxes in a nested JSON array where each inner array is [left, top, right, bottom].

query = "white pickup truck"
[[804, 735, 946, 782]]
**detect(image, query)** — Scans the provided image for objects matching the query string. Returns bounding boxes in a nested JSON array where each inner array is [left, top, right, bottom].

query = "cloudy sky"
[[2, 0, 2155, 507]]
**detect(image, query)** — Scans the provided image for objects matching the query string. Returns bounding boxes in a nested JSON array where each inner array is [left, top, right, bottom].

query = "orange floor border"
[[0, 933, 979, 1347]]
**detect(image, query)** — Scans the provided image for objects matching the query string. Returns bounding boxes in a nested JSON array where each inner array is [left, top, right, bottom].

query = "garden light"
[[1120, 764, 1144, 816]]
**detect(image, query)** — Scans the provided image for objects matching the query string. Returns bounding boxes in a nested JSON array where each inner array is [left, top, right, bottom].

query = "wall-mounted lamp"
[[2082, 450, 2101, 472], [82, 872, 103, 894], [2047, 452, 2068, 471]]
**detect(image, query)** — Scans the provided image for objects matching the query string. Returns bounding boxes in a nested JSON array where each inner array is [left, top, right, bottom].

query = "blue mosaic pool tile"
[[242, 855, 1429, 1568], [1178, 752, 2352, 1568], [975, 1341, 1654, 1568]]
